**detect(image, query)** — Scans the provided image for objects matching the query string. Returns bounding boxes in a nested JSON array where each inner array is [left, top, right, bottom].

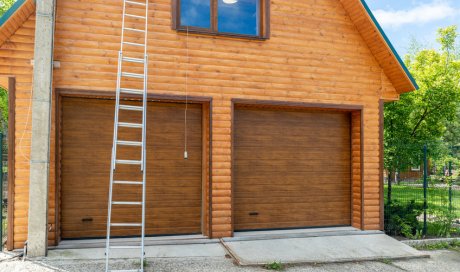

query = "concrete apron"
[[45, 243, 227, 260], [221, 233, 429, 266], [40, 230, 428, 266]]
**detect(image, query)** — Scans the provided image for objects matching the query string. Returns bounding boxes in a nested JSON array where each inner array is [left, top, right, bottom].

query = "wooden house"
[[0, 0, 417, 252]]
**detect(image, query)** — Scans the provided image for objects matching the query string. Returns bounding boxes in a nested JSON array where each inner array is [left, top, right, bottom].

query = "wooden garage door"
[[234, 106, 351, 231], [60, 97, 202, 239]]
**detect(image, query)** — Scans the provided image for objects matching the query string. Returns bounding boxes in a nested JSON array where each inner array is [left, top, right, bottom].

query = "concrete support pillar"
[[27, 0, 56, 257]]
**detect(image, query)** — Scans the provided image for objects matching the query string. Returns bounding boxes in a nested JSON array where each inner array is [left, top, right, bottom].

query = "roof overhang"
[[340, 0, 418, 93], [0, 0, 35, 47]]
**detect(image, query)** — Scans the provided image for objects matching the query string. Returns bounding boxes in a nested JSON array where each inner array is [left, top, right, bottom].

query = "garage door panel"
[[233, 176, 351, 184], [63, 226, 201, 239], [234, 107, 352, 231], [237, 109, 350, 123], [236, 220, 351, 230], [235, 208, 351, 223], [235, 149, 351, 160], [234, 160, 350, 168], [234, 195, 351, 205], [234, 166, 350, 173], [236, 137, 350, 148], [61, 98, 203, 239], [235, 207, 351, 219], [235, 187, 351, 196], [234, 172, 350, 179]]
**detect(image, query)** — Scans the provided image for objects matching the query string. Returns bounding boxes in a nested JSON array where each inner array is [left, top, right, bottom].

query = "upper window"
[[174, 0, 269, 39]]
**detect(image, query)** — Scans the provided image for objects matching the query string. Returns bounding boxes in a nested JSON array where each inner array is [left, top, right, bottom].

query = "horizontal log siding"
[[1, 0, 398, 247], [0, 12, 58, 249], [52, 0, 393, 237]]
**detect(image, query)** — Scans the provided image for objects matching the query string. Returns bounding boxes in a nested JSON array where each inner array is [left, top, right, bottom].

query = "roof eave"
[[0, 0, 27, 27], [360, 0, 419, 93]]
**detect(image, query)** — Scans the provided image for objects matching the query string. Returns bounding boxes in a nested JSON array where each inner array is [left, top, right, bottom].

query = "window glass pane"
[[218, 0, 259, 36], [180, 0, 211, 29]]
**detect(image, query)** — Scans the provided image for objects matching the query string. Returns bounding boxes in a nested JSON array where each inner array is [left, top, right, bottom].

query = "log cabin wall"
[[0, 11, 57, 249], [0, 0, 403, 248]]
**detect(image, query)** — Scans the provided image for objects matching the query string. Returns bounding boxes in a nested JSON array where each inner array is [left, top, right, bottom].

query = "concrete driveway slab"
[[221, 233, 428, 265]]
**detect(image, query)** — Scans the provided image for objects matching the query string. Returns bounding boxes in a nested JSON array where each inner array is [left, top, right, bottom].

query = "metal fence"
[[384, 175, 460, 237], [1, 132, 7, 250], [384, 184, 460, 216]]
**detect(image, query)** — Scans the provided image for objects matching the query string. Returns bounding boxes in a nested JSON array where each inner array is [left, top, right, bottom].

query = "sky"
[[366, 0, 460, 57]]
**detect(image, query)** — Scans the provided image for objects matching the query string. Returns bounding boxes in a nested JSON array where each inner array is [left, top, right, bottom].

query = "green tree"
[[0, 0, 14, 134], [384, 26, 460, 184], [0, 0, 15, 17], [0, 86, 7, 133], [442, 106, 460, 158]]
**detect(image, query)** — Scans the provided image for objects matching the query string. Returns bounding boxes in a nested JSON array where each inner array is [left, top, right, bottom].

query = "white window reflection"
[[181, 0, 211, 29]]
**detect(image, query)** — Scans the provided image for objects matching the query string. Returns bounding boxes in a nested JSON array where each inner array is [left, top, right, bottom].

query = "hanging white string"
[[18, 76, 34, 162], [184, 27, 189, 160]]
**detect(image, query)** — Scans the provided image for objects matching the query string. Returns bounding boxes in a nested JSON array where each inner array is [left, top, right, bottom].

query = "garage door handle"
[[82, 217, 93, 222], [249, 212, 259, 216]]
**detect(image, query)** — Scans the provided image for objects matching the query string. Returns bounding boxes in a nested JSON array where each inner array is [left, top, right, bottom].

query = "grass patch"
[[132, 259, 149, 267], [413, 240, 460, 250], [265, 261, 283, 271], [380, 258, 393, 265]]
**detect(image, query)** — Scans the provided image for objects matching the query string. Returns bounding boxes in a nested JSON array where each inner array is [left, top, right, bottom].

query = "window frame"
[[172, 0, 270, 40]]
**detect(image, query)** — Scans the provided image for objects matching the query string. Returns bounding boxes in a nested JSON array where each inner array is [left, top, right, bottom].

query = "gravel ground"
[[0, 250, 459, 272]]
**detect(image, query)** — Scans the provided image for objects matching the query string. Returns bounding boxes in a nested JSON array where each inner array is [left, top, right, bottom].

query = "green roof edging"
[[360, 0, 419, 90], [0, 0, 27, 27]]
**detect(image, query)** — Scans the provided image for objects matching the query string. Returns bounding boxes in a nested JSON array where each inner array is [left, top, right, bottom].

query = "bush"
[[427, 205, 456, 237], [385, 200, 423, 238]]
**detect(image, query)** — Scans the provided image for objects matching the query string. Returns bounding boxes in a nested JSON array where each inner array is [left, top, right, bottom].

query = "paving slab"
[[221, 233, 429, 266]]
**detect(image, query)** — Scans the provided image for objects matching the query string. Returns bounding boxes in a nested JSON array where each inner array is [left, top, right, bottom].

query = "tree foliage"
[[0, 0, 15, 134], [384, 26, 460, 175], [0, 0, 15, 17], [0, 86, 7, 133]]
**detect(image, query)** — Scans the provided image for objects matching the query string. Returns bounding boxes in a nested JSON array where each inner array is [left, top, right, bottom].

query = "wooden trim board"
[[7, 76, 15, 251]]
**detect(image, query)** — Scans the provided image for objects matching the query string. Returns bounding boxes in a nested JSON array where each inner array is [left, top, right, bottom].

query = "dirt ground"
[[0, 249, 459, 272]]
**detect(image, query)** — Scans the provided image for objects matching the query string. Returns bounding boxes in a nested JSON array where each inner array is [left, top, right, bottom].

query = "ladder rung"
[[125, 13, 146, 20], [119, 105, 144, 111], [121, 72, 144, 79], [114, 180, 143, 185], [111, 223, 142, 227], [123, 41, 145, 47], [110, 245, 142, 249], [124, 27, 145, 33], [120, 88, 144, 95], [125, 0, 146, 6], [112, 201, 142, 205], [122, 57, 145, 64], [115, 159, 142, 165], [118, 122, 143, 128], [117, 140, 142, 146]]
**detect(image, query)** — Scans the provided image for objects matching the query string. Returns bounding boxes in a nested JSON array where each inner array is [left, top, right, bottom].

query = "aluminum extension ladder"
[[105, 0, 149, 271]]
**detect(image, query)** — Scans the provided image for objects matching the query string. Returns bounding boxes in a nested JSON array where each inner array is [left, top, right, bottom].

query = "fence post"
[[387, 171, 392, 205], [423, 145, 428, 236], [449, 161, 452, 211], [0, 132, 3, 251]]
